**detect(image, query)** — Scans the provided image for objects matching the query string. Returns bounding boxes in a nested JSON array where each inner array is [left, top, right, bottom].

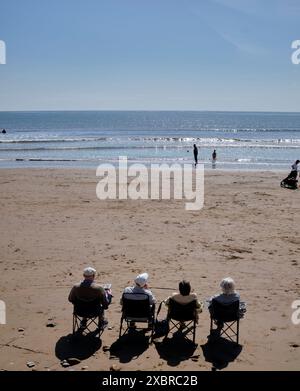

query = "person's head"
[[193, 144, 196, 148], [134, 272, 149, 288], [220, 277, 236, 295], [83, 267, 96, 281], [179, 280, 191, 296]]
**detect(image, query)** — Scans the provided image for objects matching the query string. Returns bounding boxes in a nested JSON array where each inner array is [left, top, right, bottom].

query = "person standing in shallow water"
[[193, 144, 198, 167]]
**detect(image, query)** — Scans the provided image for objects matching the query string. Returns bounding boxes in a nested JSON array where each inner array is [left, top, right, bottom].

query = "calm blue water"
[[0, 111, 300, 170]]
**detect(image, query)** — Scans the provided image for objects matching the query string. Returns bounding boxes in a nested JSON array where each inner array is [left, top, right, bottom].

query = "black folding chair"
[[119, 293, 155, 342], [72, 298, 105, 338], [209, 299, 240, 344], [165, 298, 197, 345]]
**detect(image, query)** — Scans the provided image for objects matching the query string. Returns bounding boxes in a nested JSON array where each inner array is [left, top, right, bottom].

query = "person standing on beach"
[[193, 144, 198, 167], [212, 149, 217, 168]]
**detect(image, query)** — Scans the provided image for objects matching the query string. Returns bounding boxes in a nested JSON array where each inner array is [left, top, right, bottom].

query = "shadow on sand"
[[154, 333, 198, 367], [201, 336, 242, 370], [109, 329, 150, 363], [55, 332, 102, 364]]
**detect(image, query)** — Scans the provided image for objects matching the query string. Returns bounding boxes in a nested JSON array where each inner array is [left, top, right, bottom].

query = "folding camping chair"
[[165, 298, 197, 345], [209, 298, 240, 344], [119, 293, 155, 342], [72, 298, 105, 338]]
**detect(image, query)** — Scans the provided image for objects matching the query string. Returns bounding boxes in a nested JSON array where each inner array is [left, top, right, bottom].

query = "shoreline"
[[0, 164, 290, 172]]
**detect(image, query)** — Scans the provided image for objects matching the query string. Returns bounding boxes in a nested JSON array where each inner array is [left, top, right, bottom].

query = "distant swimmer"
[[1, 129, 6, 134], [193, 144, 198, 167], [212, 149, 217, 168]]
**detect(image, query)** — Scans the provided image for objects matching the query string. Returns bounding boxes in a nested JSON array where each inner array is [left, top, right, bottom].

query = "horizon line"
[[1, 109, 300, 114]]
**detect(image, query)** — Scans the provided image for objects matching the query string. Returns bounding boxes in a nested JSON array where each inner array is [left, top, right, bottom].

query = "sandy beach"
[[0, 168, 299, 371]]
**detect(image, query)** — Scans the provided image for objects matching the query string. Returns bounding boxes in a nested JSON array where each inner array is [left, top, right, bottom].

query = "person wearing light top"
[[165, 280, 203, 323], [121, 273, 156, 328], [121, 273, 156, 304]]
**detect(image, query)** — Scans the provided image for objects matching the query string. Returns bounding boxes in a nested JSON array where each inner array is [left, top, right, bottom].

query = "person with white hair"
[[68, 267, 110, 328], [208, 277, 246, 328], [212, 277, 240, 305], [121, 272, 156, 305], [121, 273, 156, 328]]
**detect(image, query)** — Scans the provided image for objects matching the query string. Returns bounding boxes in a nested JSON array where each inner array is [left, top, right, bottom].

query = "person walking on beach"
[[212, 149, 217, 168], [193, 144, 198, 167]]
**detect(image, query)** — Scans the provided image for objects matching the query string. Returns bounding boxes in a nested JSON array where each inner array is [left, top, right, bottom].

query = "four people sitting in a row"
[[68, 267, 246, 329]]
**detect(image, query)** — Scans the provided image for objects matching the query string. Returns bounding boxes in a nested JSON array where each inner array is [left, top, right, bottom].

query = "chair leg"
[[119, 317, 123, 338], [150, 322, 154, 344], [193, 321, 196, 344], [73, 315, 76, 334], [163, 320, 170, 341], [236, 319, 239, 344], [97, 316, 101, 338]]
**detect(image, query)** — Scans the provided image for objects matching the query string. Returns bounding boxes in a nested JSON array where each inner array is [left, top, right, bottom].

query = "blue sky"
[[0, 0, 299, 111]]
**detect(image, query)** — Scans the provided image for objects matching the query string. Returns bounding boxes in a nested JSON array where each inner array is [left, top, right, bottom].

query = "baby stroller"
[[280, 171, 298, 190]]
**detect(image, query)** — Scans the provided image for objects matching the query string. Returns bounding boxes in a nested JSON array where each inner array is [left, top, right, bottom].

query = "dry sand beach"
[[0, 168, 299, 371]]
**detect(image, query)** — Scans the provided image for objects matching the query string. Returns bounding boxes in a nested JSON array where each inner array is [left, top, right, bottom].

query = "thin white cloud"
[[216, 30, 268, 55], [190, 0, 269, 56]]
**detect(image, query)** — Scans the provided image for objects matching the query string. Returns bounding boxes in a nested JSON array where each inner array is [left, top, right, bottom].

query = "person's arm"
[[144, 288, 156, 305], [207, 294, 216, 309], [196, 300, 203, 313], [68, 286, 76, 303], [99, 287, 109, 310], [192, 293, 203, 313], [164, 296, 171, 307], [149, 292, 156, 305]]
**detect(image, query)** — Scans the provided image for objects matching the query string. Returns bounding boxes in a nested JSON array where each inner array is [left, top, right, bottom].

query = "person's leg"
[[99, 307, 108, 328]]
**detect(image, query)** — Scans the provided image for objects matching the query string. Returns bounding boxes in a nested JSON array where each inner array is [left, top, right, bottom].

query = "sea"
[[0, 111, 300, 170]]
